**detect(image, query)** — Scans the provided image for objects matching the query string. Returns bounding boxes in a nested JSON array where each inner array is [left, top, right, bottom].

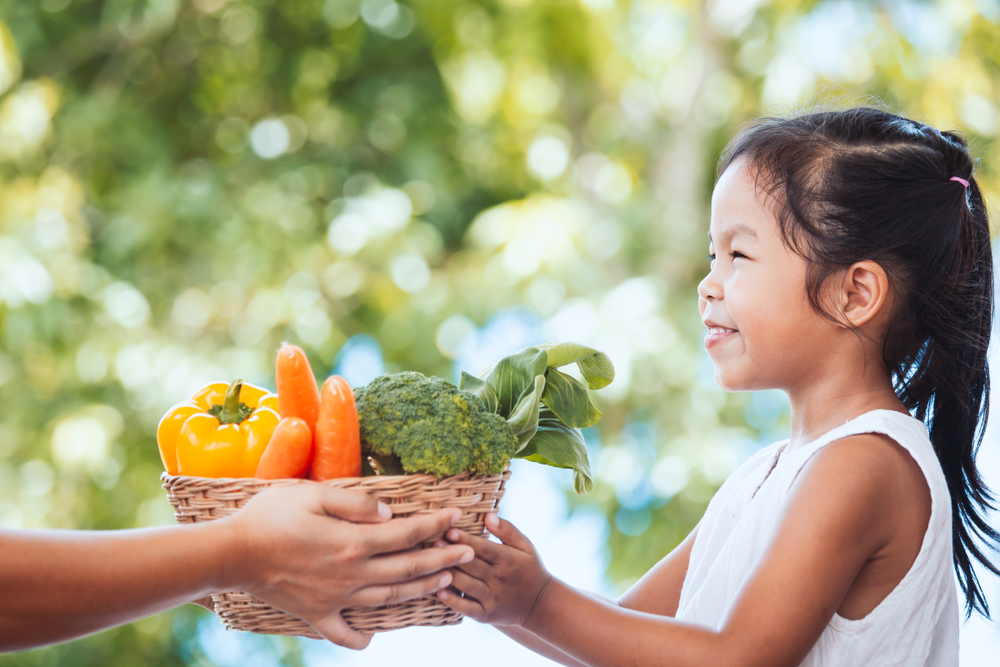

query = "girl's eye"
[[706, 251, 747, 262]]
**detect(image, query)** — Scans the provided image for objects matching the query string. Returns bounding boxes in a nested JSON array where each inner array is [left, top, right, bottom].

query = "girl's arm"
[[442, 434, 922, 667], [618, 522, 700, 616], [495, 627, 588, 667], [1, 483, 473, 652], [481, 525, 701, 666]]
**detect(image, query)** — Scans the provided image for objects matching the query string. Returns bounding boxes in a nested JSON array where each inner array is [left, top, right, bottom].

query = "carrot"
[[310, 375, 361, 480], [256, 417, 313, 479], [275, 344, 320, 432]]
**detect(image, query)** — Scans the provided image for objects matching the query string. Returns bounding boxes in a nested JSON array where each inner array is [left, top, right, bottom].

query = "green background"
[[1, 0, 998, 664]]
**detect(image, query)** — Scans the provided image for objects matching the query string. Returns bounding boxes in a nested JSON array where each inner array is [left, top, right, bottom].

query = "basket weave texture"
[[161, 469, 510, 639]]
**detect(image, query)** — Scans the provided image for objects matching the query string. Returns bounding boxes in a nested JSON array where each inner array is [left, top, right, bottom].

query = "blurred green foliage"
[[1, 0, 999, 664]]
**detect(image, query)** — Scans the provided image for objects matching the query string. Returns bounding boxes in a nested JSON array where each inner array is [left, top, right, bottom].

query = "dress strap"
[[785, 409, 934, 490]]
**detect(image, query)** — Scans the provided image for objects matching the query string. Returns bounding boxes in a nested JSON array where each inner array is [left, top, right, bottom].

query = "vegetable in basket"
[[157, 380, 280, 478], [356, 342, 613, 493], [255, 417, 313, 479], [310, 375, 362, 480], [354, 372, 519, 477], [157, 344, 364, 480], [275, 344, 320, 432], [270, 343, 361, 480]]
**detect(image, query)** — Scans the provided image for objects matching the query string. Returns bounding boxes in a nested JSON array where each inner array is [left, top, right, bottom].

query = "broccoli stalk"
[[353, 372, 518, 477]]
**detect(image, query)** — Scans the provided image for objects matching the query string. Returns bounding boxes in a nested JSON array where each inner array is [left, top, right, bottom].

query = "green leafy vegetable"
[[537, 342, 615, 389], [518, 408, 594, 494], [460, 341, 613, 494], [481, 346, 548, 416], [541, 368, 601, 429], [507, 374, 546, 448]]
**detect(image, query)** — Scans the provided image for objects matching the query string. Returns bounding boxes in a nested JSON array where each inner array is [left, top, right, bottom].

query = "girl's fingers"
[[453, 554, 493, 580], [444, 527, 504, 564], [437, 588, 486, 620], [485, 514, 533, 552], [365, 545, 473, 584], [310, 613, 373, 650], [350, 571, 454, 607], [434, 538, 492, 577], [449, 569, 491, 602]]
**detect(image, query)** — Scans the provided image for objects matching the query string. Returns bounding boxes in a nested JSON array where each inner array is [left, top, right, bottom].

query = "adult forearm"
[[525, 579, 729, 667], [0, 520, 240, 652]]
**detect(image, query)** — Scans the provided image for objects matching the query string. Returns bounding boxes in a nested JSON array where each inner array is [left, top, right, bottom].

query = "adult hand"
[[227, 483, 474, 649]]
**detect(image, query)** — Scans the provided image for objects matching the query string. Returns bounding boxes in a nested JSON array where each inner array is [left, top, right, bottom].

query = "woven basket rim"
[[160, 468, 508, 484]]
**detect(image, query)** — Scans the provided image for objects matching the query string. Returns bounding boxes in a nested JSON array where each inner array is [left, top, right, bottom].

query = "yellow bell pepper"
[[157, 379, 280, 478]]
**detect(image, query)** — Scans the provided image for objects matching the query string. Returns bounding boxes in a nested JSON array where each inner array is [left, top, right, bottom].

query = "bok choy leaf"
[[459, 342, 613, 494]]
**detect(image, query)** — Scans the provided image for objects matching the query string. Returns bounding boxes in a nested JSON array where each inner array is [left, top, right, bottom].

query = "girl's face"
[[698, 159, 836, 392]]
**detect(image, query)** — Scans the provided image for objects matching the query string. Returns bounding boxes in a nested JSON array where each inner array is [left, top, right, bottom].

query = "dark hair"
[[718, 107, 996, 617]]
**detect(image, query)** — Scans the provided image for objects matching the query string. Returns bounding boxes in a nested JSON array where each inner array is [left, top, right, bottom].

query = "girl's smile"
[[703, 322, 739, 348]]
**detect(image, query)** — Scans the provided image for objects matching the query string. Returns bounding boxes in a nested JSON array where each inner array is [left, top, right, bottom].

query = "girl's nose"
[[698, 271, 721, 302]]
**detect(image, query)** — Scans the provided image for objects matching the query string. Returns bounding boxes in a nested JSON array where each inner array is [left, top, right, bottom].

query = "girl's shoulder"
[[781, 410, 948, 534], [798, 429, 931, 506], [789, 409, 939, 482]]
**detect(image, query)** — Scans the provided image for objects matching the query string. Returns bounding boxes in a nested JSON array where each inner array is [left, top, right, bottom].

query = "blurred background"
[[0, 0, 999, 665]]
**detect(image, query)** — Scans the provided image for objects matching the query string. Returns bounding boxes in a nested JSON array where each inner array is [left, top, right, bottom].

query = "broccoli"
[[354, 371, 518, 477]]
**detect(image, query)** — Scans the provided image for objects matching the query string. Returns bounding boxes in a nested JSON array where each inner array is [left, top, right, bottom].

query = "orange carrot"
[[310, 375, 361, 480], [275, 344, 320, 432], [256, 417, 313, 479]]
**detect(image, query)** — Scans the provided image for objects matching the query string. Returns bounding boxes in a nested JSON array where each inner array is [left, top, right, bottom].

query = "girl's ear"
[[838, 260, 890, 328]]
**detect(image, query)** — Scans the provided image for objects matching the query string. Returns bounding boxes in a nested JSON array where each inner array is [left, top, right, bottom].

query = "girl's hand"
[[436, 513, 552, 628], [225, 483, 474, 649]]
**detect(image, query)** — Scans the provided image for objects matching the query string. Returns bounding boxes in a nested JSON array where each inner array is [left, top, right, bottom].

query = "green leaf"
[[517, 408, 593, 494], [459, 371, 499, 414], [475, 362, 497, 381], [537, 342, 615, 390], [541, 368, 601, 429], [474, 343, 609, 489], [507, 374, 545, 452], [481, 346, 548, 417]]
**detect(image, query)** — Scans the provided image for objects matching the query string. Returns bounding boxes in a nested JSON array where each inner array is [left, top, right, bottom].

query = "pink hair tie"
[[950, 176, 970, 188]]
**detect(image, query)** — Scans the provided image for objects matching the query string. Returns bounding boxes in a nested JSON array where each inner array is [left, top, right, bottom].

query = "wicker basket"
[[161, 469, 510, 639]]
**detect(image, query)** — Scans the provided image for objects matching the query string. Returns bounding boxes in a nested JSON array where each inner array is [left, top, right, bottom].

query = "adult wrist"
[[206, 514, 254, 593]]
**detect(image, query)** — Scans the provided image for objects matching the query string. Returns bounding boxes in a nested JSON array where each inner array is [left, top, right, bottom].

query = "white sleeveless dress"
[[675, 409, 959, 666]]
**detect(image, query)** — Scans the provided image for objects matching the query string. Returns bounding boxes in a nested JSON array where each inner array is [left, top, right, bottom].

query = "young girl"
[[437, 107, 997, 666]]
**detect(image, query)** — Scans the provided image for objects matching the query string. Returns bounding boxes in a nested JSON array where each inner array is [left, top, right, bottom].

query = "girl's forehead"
[[709, 159, 777, 244]]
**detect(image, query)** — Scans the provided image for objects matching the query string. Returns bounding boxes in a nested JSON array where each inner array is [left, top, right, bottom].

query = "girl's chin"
[[712, 368, 760, 393]]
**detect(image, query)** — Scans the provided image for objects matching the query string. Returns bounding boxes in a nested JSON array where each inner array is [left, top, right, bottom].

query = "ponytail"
[[899, 171, 998, 616], [720, 108, 999, 616]]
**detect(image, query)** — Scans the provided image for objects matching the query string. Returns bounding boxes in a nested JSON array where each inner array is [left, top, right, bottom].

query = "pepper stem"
[[209, 379, 255, 424]]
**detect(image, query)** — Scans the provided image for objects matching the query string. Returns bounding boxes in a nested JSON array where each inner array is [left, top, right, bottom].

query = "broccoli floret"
[[354, 371, 517, 477]]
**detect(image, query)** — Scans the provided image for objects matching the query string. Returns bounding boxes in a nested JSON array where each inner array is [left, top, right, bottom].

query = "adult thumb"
[[315, 485, 391, 524]]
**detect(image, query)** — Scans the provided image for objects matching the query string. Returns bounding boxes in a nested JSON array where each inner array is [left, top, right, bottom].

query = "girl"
[[438, 107, 997, 666]]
